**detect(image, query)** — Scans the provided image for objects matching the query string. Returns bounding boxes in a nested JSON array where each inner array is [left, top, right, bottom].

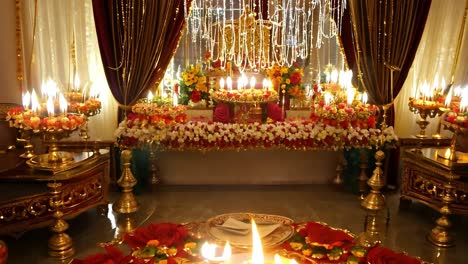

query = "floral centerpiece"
[[210, 88, 278, 104], [443, 109, 468, 129], [68, 99, 102, 116], [6, 107, 42, 131], [178, 63, 209, 107], [115, 103, 188, 148], [266, 63, 307, 106]]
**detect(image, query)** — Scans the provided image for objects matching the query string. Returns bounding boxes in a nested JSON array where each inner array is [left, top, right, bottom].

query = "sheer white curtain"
[[20, 0, 117, 141], [395, 0, 467, 138]]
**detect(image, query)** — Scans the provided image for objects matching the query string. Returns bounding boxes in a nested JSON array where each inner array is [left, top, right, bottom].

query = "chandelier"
[[183, 0, 347, 71]]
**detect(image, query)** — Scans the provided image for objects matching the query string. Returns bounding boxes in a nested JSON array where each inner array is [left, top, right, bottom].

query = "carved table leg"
[[47, 182, 75, 259]]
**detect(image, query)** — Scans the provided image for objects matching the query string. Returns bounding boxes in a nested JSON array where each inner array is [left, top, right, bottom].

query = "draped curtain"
[[20, 0, 118, 140], [345, 0, 431, 106], [92, 0, 191, 115], [395, 0, 468, 137]]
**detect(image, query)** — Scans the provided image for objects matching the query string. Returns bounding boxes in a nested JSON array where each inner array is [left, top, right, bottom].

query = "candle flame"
[[251, 219, 264, 264], [250, 76, 256, 89], [46, 97, 54, 117], [31, 89, 40, 112], [362, 92, 368, 104], [59, 94, 68, 115], [147, 91, 154, 102], [23, 91, 31, 109], [201, 241, 231, 262], [220, 77, 225, 90], [445, 91, 452, 107], [227, 77, 232, 90], [347, 89, 355, 105]]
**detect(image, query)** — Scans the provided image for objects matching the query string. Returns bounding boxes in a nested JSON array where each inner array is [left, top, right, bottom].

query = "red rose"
[[174, 83, 179, 95], [289, 72, 301, 85], [213, 103, 231, 123], [366, 247, 421, 264], [212, 59, 222, 68], [124, 223, 188, 249], [367, 116, 376, 128], [190, 90, 202, 103]]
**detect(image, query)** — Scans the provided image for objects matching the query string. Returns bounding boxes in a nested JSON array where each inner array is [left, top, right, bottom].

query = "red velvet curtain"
[[92, 0, 191, 114]]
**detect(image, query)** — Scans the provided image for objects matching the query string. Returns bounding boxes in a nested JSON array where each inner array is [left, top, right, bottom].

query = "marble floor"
[[2, 184, 468, 264]]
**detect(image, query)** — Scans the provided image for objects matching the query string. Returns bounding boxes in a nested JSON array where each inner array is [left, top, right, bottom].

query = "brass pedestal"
[[113, 149, 139, 214]]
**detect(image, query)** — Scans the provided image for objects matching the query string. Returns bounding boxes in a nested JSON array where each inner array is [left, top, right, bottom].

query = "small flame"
[[220, 78, 225, 90], [226, 77, 232, 90], [250, 76, 256, 89], [59, 94, 68, 115], [147, 91, 154, 102], [347, 89, 355, 105], [445, 91, 452, 107], [201, 242, 231, 262], [251, 219, 264, 264], [46, 97, 54, 117], [31, 89, 40, 112], [22, 91, 31, 109], [362, 92, 368, 104]]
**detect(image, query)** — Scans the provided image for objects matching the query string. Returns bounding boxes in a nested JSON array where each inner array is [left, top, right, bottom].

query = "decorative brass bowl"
[[408, 98, 444, 138]]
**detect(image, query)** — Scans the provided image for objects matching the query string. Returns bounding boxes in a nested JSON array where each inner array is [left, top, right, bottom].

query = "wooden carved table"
[[401, 148, 468, 247], [0, 149, 110, 258]]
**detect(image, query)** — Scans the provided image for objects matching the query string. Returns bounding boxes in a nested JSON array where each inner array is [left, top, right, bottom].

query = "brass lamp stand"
[[18, 129, 36, 159], [408, 98, 444, 138], [47, 182, 75, 259], [357, 103, 390, 247], [113, 149, 139, 214]]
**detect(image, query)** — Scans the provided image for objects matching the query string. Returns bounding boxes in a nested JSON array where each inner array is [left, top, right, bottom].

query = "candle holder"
[[78, 110, 100, 141], [43, 129, 74, 163], [17, 129, 36, 159], [439, 116, 468, 161], [408, 98, 444, 138]]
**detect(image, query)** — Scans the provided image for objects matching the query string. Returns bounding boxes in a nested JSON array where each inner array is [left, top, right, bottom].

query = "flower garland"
[[72, 221, 424, 264], [210, 88, 279, 104], [178, 63, 209, 105], [310, 102, 379, 129], [266, 63, 306, 100], [6, 106, 84, 132], [116, 120, 398, 150]]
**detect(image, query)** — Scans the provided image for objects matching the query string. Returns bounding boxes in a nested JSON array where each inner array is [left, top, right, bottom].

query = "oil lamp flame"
[[251, 219, 264, 264]]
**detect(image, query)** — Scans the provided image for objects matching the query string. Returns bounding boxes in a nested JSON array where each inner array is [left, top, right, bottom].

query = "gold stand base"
[[113, 192, 139, 214], [48, 233, 75, 259], [19, 152, 35, 159], [427, 230, 455, 248]]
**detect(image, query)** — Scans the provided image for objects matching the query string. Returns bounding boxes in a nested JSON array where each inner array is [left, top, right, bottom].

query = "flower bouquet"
[[178, 63, 209, 107], [266, 63, 307, 109]]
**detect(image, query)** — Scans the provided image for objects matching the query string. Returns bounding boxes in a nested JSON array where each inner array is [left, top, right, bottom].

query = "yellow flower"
[[167, 247, 178, 256], [290, 242, 303, 251], [281, 67, 288, 74], [286, 78, 291, 84], [302, 249, 312, 256], [184, 242, 197, 249]]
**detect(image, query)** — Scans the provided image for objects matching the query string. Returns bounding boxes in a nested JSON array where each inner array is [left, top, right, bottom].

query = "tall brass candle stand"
[[148, 141, 161, 189], [357, 103, 390, 247], [427, 174, 458, 247], [47, 182, 75, 259], [113, 149, 139, 214], [333, 152, 346, 185]]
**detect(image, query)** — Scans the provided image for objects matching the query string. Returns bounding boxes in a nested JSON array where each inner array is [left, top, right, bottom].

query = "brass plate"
[[207, 213, 294, 249], [26, 151, 95, 173]]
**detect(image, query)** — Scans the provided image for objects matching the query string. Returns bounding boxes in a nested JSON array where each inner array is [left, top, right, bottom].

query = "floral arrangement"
[[68, 99, 102, 116], [114, 105, 188, 147], [117, 120, 398, 150], [178, 63, 209, 106], [210, 88, 279, 104], [6, 106, 84, 132], [283, 222, 423, 264], [72, 221, 424, 264], [443, 110, 468, 129], [266, 63, 306, 100], [310, 101, 378, 129]]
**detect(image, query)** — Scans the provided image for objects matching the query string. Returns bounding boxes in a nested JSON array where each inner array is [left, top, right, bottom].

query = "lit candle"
[[147, 90, 154, 102], [362, 92, 368, 104], [262, 79, 267, 90], [242, 74, 248, 90], [46, 97, 54, 117], [454, 86, 461, 97], [445, 90, 452, 107], [59, 94, 67, 116], [250, 76, 256, 89], [31, 89, 40, 113], [331, 70, 338, 83], [433, 73, 439, 92], [74, 74, 81, 92], [227, 77, 232, 91], [346, 89, 355, 105], [220, 77, 225, 90], [460, 89, 468, 112], [237, 77, 243, 90], [268, 79, 273, 91], [251, 219, 264, 264], [201, 241, 231, 262], [22, 91, 31, 110], [441, 77, 446, 93], [173, 91, 179, 107]]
